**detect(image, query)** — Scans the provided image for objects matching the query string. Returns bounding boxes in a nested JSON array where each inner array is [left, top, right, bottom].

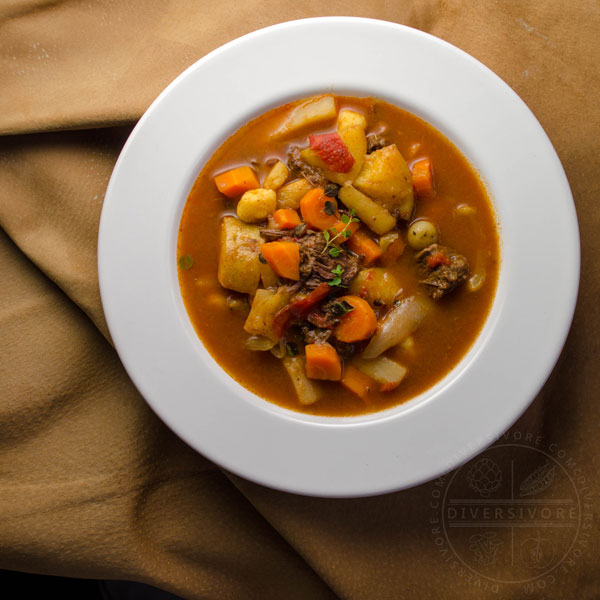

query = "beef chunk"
[[298, 232, 361, 290], [415, 243, 470, 300], [288, 146, 330, 188], [306, 298, 354, 330], [366, 133, 388, 154]]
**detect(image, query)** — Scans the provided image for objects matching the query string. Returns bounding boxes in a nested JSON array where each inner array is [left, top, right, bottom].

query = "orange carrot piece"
[[327, 219, 360, 245], [273, 208, 301, 229], [334, 295, 378, 343], [411, 158, 435, 199], [214, 166, 260, 198], [380, 236, 406, 267], [346, 228, 383, 265], [341, 366, 375, 400], [300, 188, 339, 230], [305, 343, 342, 381], [261, 241, 300, 280]]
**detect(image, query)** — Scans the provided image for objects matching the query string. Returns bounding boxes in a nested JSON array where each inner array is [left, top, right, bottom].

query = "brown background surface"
[[1, 1, 598, 598]]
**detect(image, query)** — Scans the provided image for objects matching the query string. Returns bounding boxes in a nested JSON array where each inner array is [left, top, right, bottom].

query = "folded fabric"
[[1, 1, 598, 598]]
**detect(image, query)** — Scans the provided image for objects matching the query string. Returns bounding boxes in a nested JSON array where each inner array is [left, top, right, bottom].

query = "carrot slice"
[[300, 188, 339, 230], [272, 208, 301, 229], [334, 295, 378, 343], [261, 241, 300, 281], [305, 343, 342, 381], [327, 219, 360, 245], [346, 228, 382, 265], [214, 166, 260, 198], [411, 158, 435, 199], [341, 366, 375, 400]]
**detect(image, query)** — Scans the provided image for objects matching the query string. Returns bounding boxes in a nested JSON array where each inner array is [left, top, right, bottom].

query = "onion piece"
[[362, 296, 430, 359], [269, 339, 287, 359], [244, 335, 277, 351]]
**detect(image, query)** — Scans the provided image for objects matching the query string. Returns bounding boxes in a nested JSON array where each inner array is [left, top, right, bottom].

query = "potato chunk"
[[337, 109, 368, 181], [259, 261, 279, 288], [337, 109, 367, 130], [244, 288, 291, 342], [236, 188, 277, 223], [353, 144, 414, 219], [349, 268, 402, 307], [276, 178, 313, 209], [263, 161, 289, 190], [273, 95, 337, 139], [217, 216, 263, 294], [337, 185, 396, 235]]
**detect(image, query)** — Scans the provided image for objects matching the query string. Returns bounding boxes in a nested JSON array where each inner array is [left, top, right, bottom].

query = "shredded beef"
[[279, 281, 303, 296], [301, 305, 365, 359], [260, 228, 290, 240], [298, 323, 332, 345], [366, 133, 388, 154], [288, 146, 330, 188], [298, 232, 361, 290], [260, 223, 307, 241], [307, 310, 336, 330], [415, 243, 470, 300]]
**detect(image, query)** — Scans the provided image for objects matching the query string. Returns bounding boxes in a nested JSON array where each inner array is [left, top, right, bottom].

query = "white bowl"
[[98, 17, 579, 497]]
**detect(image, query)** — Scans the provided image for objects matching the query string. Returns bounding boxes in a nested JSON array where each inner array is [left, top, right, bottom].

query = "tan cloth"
[[1, 1, 598, 598]]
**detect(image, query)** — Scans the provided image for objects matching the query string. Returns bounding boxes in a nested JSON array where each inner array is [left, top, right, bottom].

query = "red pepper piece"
[[309, 132, 355, 173], [272, 282, 331, 339], [427, 251, 451, 269]]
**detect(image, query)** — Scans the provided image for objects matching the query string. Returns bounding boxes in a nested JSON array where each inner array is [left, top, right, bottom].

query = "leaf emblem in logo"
[[469, 532, 503, 566], [519, 461, 556, 497]]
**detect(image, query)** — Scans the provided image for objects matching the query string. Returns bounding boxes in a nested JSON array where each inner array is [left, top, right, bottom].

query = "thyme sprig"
[[321, 208, 360, 257], [329, 264, 345, 287]]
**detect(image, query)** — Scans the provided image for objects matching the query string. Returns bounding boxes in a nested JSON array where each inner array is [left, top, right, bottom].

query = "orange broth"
[[177, 96, 500, 416]]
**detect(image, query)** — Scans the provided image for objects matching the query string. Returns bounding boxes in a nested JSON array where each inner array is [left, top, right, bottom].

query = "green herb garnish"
[[324, 183, 340, 198], [323, 200, 337, 216], [321, 209, 359, 256], [178, 254, 194, 270], [286, 342, 298, 357], [329, 263, 345, 287], [331, 300, 355, 316], [328, 246, 341, 258]]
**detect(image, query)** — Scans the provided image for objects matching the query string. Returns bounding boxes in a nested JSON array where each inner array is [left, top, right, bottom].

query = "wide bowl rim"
[[98, 17, 580, 497]]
